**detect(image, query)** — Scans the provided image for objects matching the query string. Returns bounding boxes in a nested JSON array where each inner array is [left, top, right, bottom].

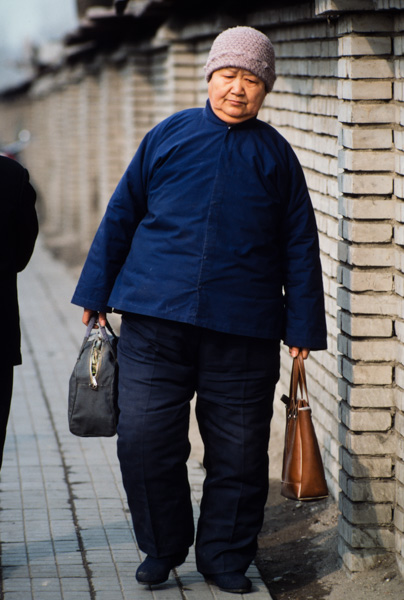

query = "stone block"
[[339, 469, 395, 502], [275, 39, 336, 59], [395, 59, 404, 80], [396, 152, 404, 179], [340, 357, 393, 385], [395, 201, 404, 229], [395, 225, 404, 247], [338, 197, 395, 220], [340, 492, 393, 524], [397, 483, 404, 512], [312, 193, 338, 221], [396, 412, 404, 438], [339, 219, 392, 242], [337, 14, 393, 35], [338, 102, 395, 125], [339, 538, 387, 572], [280, 57, 338, 78], [338, 335, 396, 361], [396, 12, 404, 34], [394, 177, 404, 200], [316, 0, 374, 14], [270, 93, 338, 118], [321, 254, 338, 282], [398, 434, 404, 462], [396, 35, 404, 56], [338, 241, 393, 267], [340, 427, 396, 455], [396, 368, 404, 398], [319, 232, 339, 260], [338, 80, 392, 101], [339, 35, 391, 57], [338, 149, 394, 172], [339, 516, 395, 549], [339, 127, 392, 149], [397, 460, 404, 486], [274, 75, 338, 98], [337, 287, 400, 315], [297, 148, 337, 178], [338, 57, 393, 79], [399, 299, 404, 320], [395, 82, 404, 103], [340, 401, 392, 431], [338, 173, 393, 195], [337, 266, 393, 292], [395, 506, 404, 533], [338, 312, 393, 337], [397, 393, 404, 417], [394, 253, 404, 274], [398, 108, 404, 131]]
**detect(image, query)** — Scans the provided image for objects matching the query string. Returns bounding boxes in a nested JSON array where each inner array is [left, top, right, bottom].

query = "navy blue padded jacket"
[[72, 100, 327, 349]]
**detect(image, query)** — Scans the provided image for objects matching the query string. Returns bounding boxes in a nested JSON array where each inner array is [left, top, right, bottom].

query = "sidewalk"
[[0, 237, 274, 600]]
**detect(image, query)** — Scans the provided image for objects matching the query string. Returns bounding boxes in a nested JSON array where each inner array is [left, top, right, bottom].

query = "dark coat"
[[0, 156, 38, 365], [72, 100, 327, 349]]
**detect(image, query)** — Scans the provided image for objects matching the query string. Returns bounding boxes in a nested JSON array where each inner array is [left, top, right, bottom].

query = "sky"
[[0, 0, 78, 59], [0, 0, 79, 93]]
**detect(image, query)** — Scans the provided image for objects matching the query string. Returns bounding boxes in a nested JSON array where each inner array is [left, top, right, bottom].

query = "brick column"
[[77, 74, 100, 253], [63, 77, 81, 246], [393, 11, 404, 578], [97, 66, 127, 215], [151, 38, 198, 122], [336, 12, 397, 571]]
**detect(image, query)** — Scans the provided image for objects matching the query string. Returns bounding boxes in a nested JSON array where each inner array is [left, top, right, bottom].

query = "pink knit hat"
[[204, 26, 276, 92]]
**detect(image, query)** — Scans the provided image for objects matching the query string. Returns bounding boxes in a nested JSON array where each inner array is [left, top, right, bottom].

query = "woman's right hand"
[[82, 308, 107, 328]]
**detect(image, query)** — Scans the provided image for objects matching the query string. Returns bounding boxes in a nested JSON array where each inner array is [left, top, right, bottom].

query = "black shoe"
[[203, 571, 252, 594], [136, 552, 187, 585]]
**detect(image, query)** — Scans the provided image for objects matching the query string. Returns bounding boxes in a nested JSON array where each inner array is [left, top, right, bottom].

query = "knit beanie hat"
[[204, 26, 276, 92]]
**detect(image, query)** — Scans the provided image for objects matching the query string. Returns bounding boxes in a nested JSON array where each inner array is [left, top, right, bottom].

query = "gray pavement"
[[0, 237, 274, 600]]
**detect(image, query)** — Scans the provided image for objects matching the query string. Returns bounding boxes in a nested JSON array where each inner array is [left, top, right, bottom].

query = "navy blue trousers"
[[117, 313, 280, 575]]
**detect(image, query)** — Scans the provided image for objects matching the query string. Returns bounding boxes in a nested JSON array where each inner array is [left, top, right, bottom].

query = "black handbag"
[[68, 316, 119, 437]]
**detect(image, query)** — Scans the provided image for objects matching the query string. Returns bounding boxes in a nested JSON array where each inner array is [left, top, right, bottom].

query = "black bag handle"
[[79, 315, 118, 360]]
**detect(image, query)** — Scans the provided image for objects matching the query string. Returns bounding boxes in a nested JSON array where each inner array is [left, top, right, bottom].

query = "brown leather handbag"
[[281, 354, 328, 501]]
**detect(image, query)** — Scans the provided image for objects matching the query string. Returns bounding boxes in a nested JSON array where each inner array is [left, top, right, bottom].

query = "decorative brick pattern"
[[336, 6, 397, 573]]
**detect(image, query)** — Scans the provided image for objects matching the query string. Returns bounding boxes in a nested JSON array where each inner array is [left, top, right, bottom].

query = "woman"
[[72, 26, 327, 594]]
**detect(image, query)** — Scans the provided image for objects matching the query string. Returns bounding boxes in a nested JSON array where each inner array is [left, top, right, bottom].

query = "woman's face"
[[208, 68, 267, 125]]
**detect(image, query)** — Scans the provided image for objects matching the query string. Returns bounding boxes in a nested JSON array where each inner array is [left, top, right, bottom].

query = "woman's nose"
[[231, 79, 244, 94]]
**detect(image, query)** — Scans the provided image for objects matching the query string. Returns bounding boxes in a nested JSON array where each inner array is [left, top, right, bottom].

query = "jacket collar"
[[203, 99, 259, 129]]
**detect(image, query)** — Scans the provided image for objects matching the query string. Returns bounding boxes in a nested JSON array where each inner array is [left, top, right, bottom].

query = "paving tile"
[[3, 579, 31, 592]]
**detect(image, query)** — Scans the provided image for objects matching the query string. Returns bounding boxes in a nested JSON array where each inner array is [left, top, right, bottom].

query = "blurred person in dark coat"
[[0, 155, 38, 470]]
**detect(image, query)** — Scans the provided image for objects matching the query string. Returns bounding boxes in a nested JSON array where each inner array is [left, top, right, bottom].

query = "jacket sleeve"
[[15, 167, 38, 273], [281, 147, 327, 350], [71, 135, 150, 312], [0, 157, 38, 276]]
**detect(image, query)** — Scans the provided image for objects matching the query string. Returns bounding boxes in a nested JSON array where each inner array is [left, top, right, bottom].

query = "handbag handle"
[[79, 315, 118, 362], [288, 354, 310, 413], [85, 315, 118, 344]]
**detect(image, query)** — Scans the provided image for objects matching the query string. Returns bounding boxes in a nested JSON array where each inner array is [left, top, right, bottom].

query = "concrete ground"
[[0, 237, 274, 600]]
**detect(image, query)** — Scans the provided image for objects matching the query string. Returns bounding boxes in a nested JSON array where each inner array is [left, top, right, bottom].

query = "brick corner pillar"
[[335, 10, 397, 572]]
